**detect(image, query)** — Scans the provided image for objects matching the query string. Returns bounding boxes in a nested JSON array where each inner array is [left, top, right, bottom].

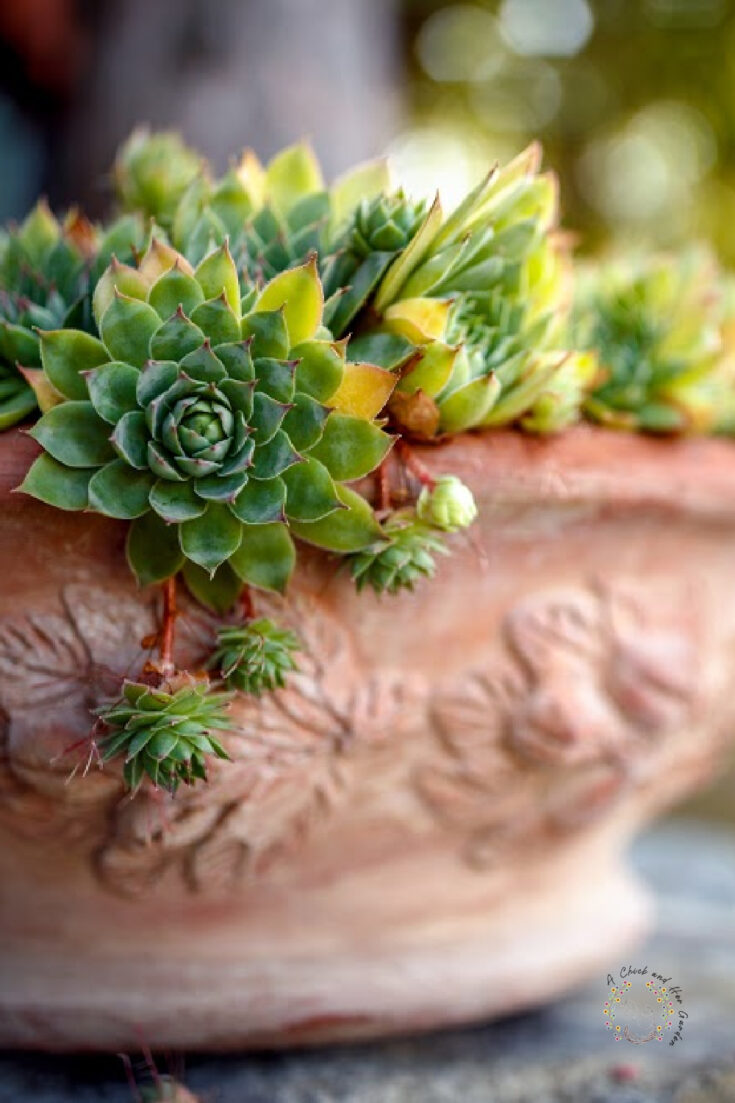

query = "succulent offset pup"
[[20, 241, 395, 608]]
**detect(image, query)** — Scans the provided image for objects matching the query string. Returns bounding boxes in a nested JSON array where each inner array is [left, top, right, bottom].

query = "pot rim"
[[4, 424, 735, 522]]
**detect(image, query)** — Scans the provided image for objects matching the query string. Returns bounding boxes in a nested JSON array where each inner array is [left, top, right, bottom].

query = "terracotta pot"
[[1, 425, 734, 1051]]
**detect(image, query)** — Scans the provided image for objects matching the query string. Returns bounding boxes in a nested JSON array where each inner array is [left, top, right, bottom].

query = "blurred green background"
[[1, 0, 734, 265], [0, 0, 732, 821], [398, 0, 735, 261]]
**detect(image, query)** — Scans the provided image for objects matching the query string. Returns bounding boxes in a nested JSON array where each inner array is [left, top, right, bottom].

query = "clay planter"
[[1, 425, 734, 1051]]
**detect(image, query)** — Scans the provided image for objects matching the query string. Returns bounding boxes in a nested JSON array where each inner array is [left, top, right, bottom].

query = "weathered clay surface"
[[1, 426, 734, 1050]]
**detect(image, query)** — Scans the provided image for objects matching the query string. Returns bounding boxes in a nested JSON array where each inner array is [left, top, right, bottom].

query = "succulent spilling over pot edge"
[[4, 125, 735, 797]]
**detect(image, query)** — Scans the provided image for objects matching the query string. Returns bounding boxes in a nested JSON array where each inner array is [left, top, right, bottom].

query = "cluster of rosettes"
[[21, 241, 396, 609], [16, 126, 735, 799], [576, 251, 735, 433], [120, 133, 594, 440], [0, 200, 144, 429]]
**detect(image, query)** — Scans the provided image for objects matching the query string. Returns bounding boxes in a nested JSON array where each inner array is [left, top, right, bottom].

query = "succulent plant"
[[416, 475, 477, 532], [346, 145, 591, 438], [19, 242, 395, 606], [0, 200, 145, 429], [170, 139, 395, 300], [208, 617, 300, 694], [349, 511, 447, 595], [95, 675, 232, 792], [130, 133, 587, 439], [321, 190, 428, 335], [114, 127, 202, 229], [576, 252, 735, 433]]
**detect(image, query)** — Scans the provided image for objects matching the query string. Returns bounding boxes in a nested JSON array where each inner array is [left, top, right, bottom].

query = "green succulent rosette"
[[348, 145, 593, 438], [348, 511, 447, 595], [96, 675, 232, 792], [114, 126, 202, 229], [170, 139, 400, 309], [576, 251, 735, 433], [0, 199, 145, 430], [20, 240, 395, 607], [114, 132, 592, 440], [208, 617, 300, 695]]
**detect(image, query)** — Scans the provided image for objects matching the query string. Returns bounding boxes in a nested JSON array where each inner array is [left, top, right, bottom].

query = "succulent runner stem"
[[159, 576, 177, 676], [396, 438, 437, 491], [376, 457, 392, 511], [240, 584, 255, 621]]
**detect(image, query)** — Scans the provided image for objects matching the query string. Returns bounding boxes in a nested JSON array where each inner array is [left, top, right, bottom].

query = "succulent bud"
[[416, 475, 477, 532]]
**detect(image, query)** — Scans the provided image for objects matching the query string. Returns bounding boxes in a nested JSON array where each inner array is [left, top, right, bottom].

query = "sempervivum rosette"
[[0, 200, 145, 429], [20, 238, 396, 610]]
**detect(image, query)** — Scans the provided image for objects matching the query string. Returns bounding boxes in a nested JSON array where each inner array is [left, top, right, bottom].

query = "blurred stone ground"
[[1, 820, 734, 1103]]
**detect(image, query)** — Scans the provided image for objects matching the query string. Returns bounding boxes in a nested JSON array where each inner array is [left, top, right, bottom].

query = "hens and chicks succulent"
[[8, 126, 735, 794]]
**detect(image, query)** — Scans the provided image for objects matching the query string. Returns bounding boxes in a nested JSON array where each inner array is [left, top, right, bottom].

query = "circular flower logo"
[[604, 978, 676, 1043]]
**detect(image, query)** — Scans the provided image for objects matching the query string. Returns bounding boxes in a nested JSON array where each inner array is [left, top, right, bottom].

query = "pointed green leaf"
[[290, 484, 382, 552], [182, 560, 242, 614], [329, 157, 390, 239], [345, 332, 416, 370], [228, 522, 296, 593], [193, 470, 248, 501], [266, 142, 324, 215], [251, 429, 301, 479], [148, 264, 205, 319], [251, 392, 289, 444], [191, 295, 241, 345], [397, 342, 458, 397], [100, 292, 162, 369], [92, 260, 149, 328], [241, 310, 289, 359], [149, 479, 207, 522], [111, 409, 150, 469], [136, 360, 179, 406], [86, 362, 140, 424], [195, 242, 240, 316], [40, 330, 109, 400], [374, 194, 443, 312], [213, 341, 254, 382], [179, 342, 226, 382], [230, 476, 286, 524], [149, 309, 205, 360], [29, 401, 115, 468], [254, 257, 323, 347], [309, 414, 393, 481], [180, 502, 243, 574], [126, 511, 184, 586], [282, 393, 330, 451], [292, 339, 344, 401], [438, 375, 502, 433], [282, 456, 342, 522], [1, 321, 40, 366], [254, 357, 296, 403], [87, 460, 154, 518], [0, 381, 37, 429], [325, 252, 393, 337], [17, 453, 92, 510]]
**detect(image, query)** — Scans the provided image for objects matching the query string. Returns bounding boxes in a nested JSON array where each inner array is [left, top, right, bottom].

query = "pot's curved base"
[[0, 856, 649, 1051]]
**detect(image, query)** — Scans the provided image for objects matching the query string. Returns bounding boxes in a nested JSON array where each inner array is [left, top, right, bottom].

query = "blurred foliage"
[[399, 0, 735, 261]]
